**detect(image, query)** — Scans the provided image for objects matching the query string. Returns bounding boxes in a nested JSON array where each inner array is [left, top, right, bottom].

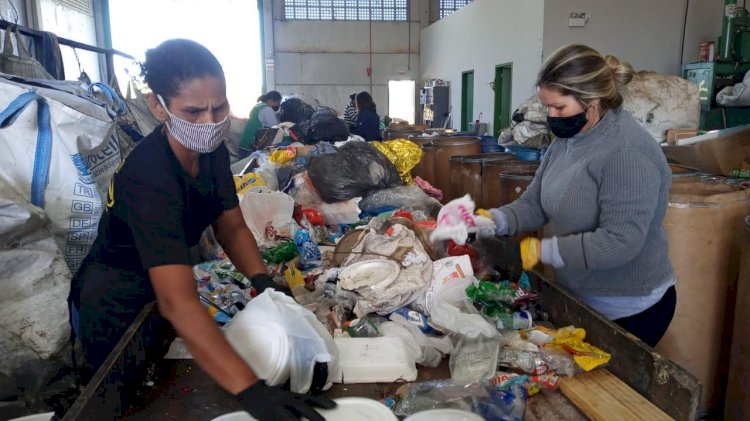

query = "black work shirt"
[[70, 126, 238, 369]]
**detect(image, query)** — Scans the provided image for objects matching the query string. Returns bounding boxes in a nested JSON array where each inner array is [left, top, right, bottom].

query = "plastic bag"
[[547, 326, 611, 371], [370, 139, 423, 185], [308, 141, 403, 203], [450, 335, 501, 383], [410, 255, 474, 316], [234, 172, 267, 195], [379, 313, 451, 368], [359, 185, 441, 214], [278, 97, 314, 124], [429, 278, 498, 338], [308, 107, 349, 144], [430, 195, 495, 246], [392, 378, 526, 420], [239, 192, 296, 247], [317, 198, 362, 225], [225, 290, 339, 393], [294, 228, 322, 269]]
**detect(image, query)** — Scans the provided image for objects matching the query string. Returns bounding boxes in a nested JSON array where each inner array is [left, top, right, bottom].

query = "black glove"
[[250, 273, 293, 297], [237, 381, 336, 421]]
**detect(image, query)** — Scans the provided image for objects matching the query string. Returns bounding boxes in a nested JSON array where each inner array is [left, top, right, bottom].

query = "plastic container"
[[657, 181, 750, 409], [448, 152, 515, 203], [505, 145, 541, 161], [223, 319, 290, 386], [481, 161, 538, 208], [318, 397, 399, 421], [333, 336, 417, 383]]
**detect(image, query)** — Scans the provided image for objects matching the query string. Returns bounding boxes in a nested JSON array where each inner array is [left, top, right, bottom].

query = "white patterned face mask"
[[157, 95, 230, 154]]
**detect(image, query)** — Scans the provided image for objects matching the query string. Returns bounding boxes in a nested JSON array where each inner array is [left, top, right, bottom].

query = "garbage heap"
[[192, 107, 612, 420]]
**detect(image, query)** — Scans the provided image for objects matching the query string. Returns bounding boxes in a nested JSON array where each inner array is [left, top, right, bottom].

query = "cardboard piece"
[[666, 128, 699, 145], [662, 125, 750, 176]]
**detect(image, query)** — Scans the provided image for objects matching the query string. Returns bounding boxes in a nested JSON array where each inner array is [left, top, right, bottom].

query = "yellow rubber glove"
[[520, 237, 541, 271], [475, 208, 492, 219]]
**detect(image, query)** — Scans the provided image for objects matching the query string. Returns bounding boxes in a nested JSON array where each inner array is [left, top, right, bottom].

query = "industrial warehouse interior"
[[1, 1, 749, 420]]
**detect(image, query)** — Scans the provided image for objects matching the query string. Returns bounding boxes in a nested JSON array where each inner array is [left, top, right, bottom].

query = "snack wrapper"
[[548, 326, 611, 371]]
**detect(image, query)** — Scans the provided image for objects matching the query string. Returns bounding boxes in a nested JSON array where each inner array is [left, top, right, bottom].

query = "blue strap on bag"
[[88, 82, 126, 118], [0, 90, 51, 208]]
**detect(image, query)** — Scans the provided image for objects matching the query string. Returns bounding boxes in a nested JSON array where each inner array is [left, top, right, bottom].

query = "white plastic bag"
[[239, 191, 296, 247], [410, 255, 475, 315], [430, 195, 495, 246], [430, 278, 498, 338], [0, 184, 71, 397], [317, 198, 362, 225], [379, 314, 451, 368], [225, 290, 338, 394], [0, 79, 120, 273]]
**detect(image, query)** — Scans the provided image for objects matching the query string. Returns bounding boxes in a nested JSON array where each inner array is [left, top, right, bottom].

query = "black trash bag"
[[308, 107, 349, 144], [289, 119, 313, 143], [278, 97, 314, 124], [307, 141, 403, 203]]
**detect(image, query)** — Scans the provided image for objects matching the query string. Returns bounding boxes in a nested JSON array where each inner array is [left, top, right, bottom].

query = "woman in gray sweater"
[[490, 44, 676, 347]]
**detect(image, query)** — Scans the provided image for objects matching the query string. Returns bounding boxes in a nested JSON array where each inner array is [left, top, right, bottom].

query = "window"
[[388, 80, 416, 124], [439, 0, 473, 18], [284, 0, 408, 21]]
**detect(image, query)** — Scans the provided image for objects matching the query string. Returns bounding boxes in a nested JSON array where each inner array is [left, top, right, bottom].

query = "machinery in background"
[[683, 0, 750, 130], [420, 80, 450, 128]]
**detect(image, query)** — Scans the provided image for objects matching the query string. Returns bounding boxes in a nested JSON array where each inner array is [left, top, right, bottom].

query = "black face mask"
[[272, 105, 280, 111], [547, 112, 588, 138]]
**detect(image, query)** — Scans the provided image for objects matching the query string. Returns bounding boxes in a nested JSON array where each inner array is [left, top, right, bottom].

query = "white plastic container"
[[333, 336, 417, 383]]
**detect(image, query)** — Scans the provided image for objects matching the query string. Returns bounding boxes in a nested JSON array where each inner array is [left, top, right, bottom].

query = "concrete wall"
[[265, 0, 429, 116], [38, 0, 100, 81], [420, 0, 545, 133], [542, 0, 725, 75]]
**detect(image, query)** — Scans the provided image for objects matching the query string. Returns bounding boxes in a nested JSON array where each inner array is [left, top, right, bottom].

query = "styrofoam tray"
[[333, 336, 417, 383]]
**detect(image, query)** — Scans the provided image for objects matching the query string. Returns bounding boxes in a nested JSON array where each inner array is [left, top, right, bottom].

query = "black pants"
[[613, 286, 677, 348]]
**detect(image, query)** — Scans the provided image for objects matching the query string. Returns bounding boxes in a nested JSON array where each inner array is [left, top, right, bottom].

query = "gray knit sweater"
[[500, 107, 674, 296]]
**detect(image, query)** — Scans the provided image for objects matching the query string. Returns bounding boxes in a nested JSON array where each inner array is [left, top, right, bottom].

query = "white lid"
[[339, 260, 401, 291], [211, 411, 257, 421], [404, 408, 484, 421], [315, 397, 398, 421]]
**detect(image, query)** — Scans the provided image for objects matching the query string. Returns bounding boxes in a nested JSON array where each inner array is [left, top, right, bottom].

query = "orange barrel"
[[482, 161, 539, 208], [408, 137, 433, 182], [657, 181, 750, 410], [431, 137, 482, 202], [449, 153, 516, 203], [498, 168, 540, 206]]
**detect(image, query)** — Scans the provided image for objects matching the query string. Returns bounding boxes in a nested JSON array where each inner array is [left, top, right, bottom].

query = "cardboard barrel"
[[431, 137, 481, 202], [448, 153, 516, 203], [482, 161, 539, 208]]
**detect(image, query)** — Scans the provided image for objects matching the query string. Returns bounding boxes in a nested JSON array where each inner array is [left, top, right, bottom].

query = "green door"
[[461, 70, 474, 131], [493, 64, 512, 137]]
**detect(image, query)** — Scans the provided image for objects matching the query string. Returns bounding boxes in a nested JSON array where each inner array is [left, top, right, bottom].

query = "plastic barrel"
[[656, 181, 750, 410], [498, 168, 539, 206], [431, 137, 482, 202], [726, 215, 750, 420], [482, 161, 539, 208], [448, 153, 516, 203]]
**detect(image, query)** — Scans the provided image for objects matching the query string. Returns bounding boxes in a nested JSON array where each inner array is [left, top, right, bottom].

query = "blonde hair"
[[537, 44, 635, 109]]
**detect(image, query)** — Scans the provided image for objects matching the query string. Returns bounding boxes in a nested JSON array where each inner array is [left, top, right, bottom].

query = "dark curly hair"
[[356, 91, 377, 114], [141, 39, 224, 105]]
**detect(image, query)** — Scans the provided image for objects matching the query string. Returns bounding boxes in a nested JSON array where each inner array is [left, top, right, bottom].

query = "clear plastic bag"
[[450, 334, 501, 383], [429, 278, 498, 338], [359, 185, 441, 214], [392, 379, 526, 420]]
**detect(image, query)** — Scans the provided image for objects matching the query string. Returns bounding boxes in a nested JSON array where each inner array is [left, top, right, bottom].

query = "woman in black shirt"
[[68, 39, 333, 420]]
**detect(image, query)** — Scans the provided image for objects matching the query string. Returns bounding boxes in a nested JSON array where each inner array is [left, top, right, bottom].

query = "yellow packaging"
[[234, 172, 266, 195], [283, 264, 305, 289], [548, 326, 612, 371], [269, 148, 296, 164], [370, 139, 423, 185]]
